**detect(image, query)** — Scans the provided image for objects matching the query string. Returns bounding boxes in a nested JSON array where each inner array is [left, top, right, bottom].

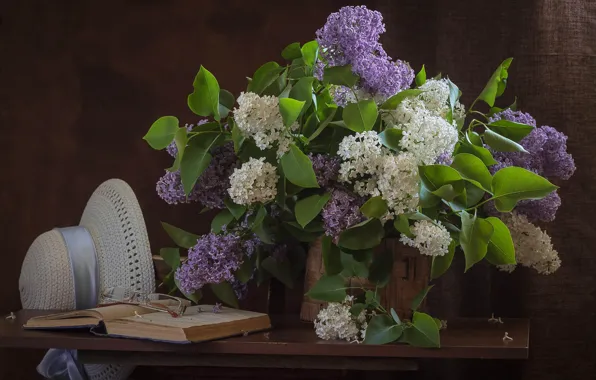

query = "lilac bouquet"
[[143, 5, 575, 347]]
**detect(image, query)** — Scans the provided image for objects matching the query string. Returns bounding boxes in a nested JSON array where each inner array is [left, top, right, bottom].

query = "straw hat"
[[19, 178, 155, 380]]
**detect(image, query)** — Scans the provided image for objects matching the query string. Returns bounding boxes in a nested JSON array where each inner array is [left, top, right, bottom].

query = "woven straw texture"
[[19, 179, 155, 380]]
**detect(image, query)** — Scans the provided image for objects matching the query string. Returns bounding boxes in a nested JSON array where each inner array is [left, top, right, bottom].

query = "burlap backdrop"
[[1, 0, 593, 379]]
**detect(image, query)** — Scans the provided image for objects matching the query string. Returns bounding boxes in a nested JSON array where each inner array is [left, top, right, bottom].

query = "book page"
[[90, 304, 155, 321], [117, 305, 267, 329]]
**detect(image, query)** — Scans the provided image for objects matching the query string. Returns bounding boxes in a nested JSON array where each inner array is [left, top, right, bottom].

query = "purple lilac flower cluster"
[[315, 5, 414, 99], [157, 143, 239, 208], [485, 109, 575, 222], [488, 109, 537, 127], [485, 191, 561, 223], [156, 170, 200, 205], [166, 120, 209, 157], [322, 187, 366, 239], [488, 110, 575, 180], [231, 279, 249, 301], [175, 233, 244, 294], [309, 153, 341, 188], [193, 143, 239, 209]]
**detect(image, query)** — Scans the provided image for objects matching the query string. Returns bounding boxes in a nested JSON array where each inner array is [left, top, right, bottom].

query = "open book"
[[24, 304, 271, 343]]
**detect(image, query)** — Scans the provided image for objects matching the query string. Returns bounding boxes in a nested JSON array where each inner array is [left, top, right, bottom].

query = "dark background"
[[1, 0, 594, 379]]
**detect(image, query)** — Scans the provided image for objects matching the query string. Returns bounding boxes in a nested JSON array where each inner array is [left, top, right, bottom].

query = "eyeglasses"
[[99, 287, 190, 318]]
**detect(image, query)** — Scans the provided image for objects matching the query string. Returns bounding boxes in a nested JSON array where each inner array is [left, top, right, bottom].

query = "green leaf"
[[467, 131, 483, 146], [300, 40, 319, 67], [218, 89, 235, 119], [415, 65, 426, 87], [247, 62, 284, 95], [305, 274, 346, 302], [302, 112, 320, 139], [262, 67, 288, 97], [187, 66, 220, 120], [279, 83, 292, 98], [394, 214, 414, 238], [261, 256, 294, 288], [347, 248, 374, 263], [400, 312, 440, 348], [279, 98, 305, 127], [167, 127, 189, 172], [380, 89, 423, 110], [448, 182, 486, 210], [235, 255, 255, 284], [282, 221, 319, 242], [248, 205, 267, 230], [224, 199, 246, 220], [343, 99, 378, 132], [275, 170, 287, 207], [368, 251, 394, 287], [280, 144, 319, 188], [360, 196, 388, 219], [431, 240, 456, 280], [338, 219, 385, 250], [411, 285, 434, 311], [161, 222, 199, 249], [447, 78, 461, 112], [431, 181, 465, 201], [364, 315, 403, 345], [211, 209, 234, 233], [281, 42, 302, 60], [180, 134, 220, 195], [419, 165, 462, 191], [485, 217, 516, 265], [295, 193, 331, 228], [483, 129, 527, 152], [231, 120, 245, 154], [455, 141, 498, 166], [451, 153, 493, 191], [492, 167, 558, 212], [365, 290, 380, 308], [308, 108, 337, 142], [350, 303, 367, 317], [390, 308, 401, 324], [378, 128, 403, 151], [143, 116, 179, 150], [340, 251, 369, 278], [487, 120, 534, 142], [289, 77, 314, 111], [209, 282, 239, 308], [459, 211, 494, 271], [322, 236, 343, 275], [288, 57, 308, 79], [323, 64, 359, 87], [404, 211, 433, 221], [160, 247, 181, 270], [419, 184, 441, 208], [475, 58, 513, 107]]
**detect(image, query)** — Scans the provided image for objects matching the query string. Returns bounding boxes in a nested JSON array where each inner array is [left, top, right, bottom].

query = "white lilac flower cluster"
[[499, 213, 561, 275], [227, 157, 279, 205], [418, 79, 466, 121], [400, 220, 452, 257], [337, 131, 419, 215], [233, 92, 298, 158], [383, 79, 461, 165], [314, 296, 370, 343]]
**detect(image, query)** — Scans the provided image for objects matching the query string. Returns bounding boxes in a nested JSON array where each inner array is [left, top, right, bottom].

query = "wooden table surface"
[[1, 310, 529, 363]]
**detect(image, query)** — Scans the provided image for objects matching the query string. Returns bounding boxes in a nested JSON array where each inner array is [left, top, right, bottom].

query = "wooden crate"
[[301, 238, 430, 321]]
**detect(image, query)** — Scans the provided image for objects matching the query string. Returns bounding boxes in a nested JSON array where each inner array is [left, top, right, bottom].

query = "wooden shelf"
[[0, 309, 528, 369]]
